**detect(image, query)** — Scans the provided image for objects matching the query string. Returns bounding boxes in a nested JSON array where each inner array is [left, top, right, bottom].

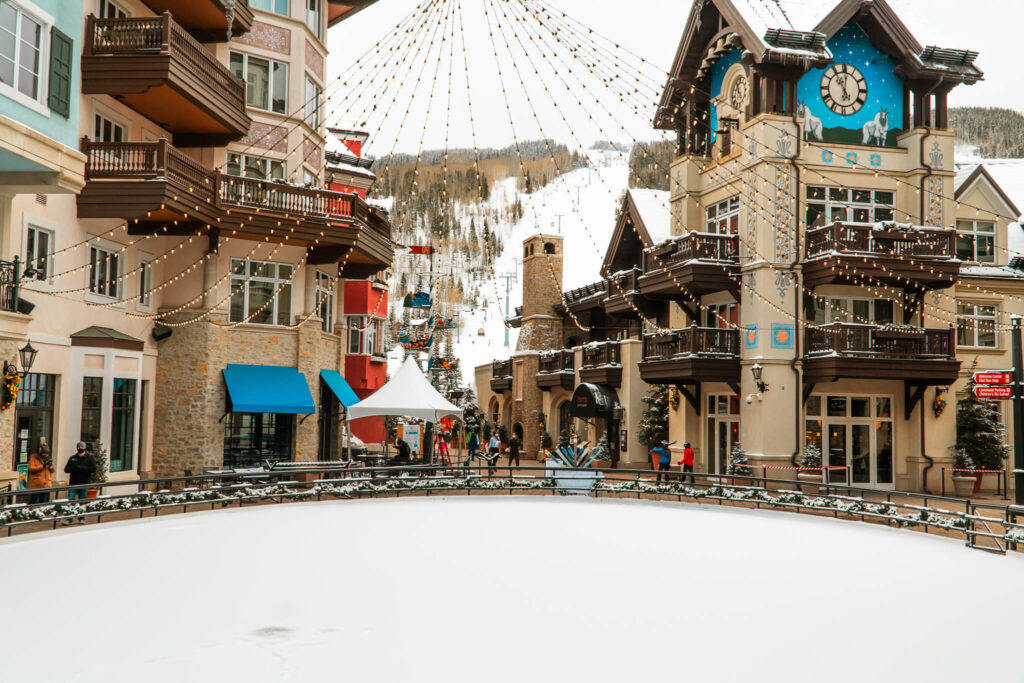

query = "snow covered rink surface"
[[1, 496, 1022, 682]]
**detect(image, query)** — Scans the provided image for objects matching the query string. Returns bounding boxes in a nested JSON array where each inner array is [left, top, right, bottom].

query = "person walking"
[[438, 434, 450, 465], [63, 442, 96, 524], [466, 429, 480, 462], [27, 446, 54, 505], [508, 434, 521, 468], [679, 442, 695, 484], [653, 441, 671, 482], [486, 433, 501, 475]]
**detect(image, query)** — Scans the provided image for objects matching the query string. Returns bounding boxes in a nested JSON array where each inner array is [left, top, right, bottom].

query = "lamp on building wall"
[[4, 341, 37, 378], [751, 362, 769, 394]]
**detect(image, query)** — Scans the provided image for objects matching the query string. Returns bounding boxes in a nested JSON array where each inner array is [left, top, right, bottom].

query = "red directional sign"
[[974, 371, 1014, 385], [974, 386, 1015, 399]]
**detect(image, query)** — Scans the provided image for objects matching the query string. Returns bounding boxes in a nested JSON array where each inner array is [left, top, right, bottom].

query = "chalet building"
[[0, 0, 391, 488], [477, 0, 1024, 494]]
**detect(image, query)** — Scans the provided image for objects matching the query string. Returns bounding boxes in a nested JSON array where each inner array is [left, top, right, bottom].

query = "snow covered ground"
[[2, 497, 1022, 682]]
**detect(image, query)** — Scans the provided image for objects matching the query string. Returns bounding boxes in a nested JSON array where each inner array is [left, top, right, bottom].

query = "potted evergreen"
[[797, 443, 823, 494], [591, 435, 612, 469], [726, 443, 752, 486], [955, 365, 1011, 493], [87, 442, 108, 498], [951, 450, 977, 498]]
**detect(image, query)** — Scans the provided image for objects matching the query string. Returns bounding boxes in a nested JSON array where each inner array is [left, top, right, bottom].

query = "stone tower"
[[515, 233, 564, 352]]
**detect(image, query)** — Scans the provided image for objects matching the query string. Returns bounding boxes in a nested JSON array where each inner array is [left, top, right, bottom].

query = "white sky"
[[323, 0, 1023, 157]]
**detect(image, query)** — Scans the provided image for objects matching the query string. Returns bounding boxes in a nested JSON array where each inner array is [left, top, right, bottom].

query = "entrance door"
[[318, 382, 339, 461], [706, 394, 740, 475], [807, 395, 894, 489]]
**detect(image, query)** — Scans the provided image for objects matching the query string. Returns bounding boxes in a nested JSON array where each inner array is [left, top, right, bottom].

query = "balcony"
[[82, 14, 251, 146], [604, 268, 659, 319], [0, 259, 21, 314], [639, 232, 740, 300], [535, 350, 575, 391], [803, 223, 958, 290], [77, 140, 393, 275], [579, 341, 622, 387], [638, 327, 741, 391], [490, 359, 512, 393], [803, 324, 960, 396], [142, 0, 253, 41]]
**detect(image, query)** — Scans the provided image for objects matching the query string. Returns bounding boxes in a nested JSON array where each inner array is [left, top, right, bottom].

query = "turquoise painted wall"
[[0, 0, 83, 158], [708, 48, 742, 142]]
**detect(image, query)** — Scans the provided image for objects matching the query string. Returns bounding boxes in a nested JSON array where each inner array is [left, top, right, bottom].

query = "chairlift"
[[477, 327, 486, 337]]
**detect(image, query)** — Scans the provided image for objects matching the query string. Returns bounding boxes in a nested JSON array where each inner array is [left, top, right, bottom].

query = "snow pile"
[[1, 497, 1022, 682]]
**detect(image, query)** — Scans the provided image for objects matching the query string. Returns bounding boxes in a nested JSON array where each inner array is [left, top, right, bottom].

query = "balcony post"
[[156, 138, 167, 174], [162, 12, 172, 50], [85, 15, 95, 55]]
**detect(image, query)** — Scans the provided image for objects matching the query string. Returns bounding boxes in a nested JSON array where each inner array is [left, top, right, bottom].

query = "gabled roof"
[[601, 189, 671, 276], [70, 326, 144, 351], [955, 163, 1024, 222]]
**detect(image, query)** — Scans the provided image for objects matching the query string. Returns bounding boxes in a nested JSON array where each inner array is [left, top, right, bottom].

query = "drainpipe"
[[790, 101, 803, 467], [920, 396, 934, 494]]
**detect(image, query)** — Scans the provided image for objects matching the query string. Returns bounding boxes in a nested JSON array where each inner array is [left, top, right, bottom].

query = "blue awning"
[[320, 370, 361, 410], [223, 364, 315, 414]]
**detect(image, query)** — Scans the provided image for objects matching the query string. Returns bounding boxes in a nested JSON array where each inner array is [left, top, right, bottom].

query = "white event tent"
[[348, 356, 463, 422]]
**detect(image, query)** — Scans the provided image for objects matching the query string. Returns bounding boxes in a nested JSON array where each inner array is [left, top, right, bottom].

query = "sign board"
[[397, 423, 422, 454], [974, 386, 1015, 399], [973, 371, 1014, 385]]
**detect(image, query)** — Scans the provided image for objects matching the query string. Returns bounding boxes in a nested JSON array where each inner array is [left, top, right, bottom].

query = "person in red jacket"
[[679, 442, 695, 484]]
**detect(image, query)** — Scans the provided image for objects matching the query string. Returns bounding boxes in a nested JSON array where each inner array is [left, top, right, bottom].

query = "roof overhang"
[[327, 0, 377, 27]]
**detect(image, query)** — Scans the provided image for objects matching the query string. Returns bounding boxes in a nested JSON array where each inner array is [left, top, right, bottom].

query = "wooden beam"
[[678, 382, 701, 416], [728, 382, 741, 397], [803, 382, 816, 403], [904, 382, 926, 420]]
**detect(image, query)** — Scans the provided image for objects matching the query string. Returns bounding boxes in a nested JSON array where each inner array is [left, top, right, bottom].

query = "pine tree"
[[637, 384, 669, 447], [956, 364, 1011, 470], [726, 443, 750, 476]]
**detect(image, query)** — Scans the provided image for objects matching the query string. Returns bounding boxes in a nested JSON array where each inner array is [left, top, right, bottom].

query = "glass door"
[[707, 394, 740, 475], [807, 395, 895, 489]]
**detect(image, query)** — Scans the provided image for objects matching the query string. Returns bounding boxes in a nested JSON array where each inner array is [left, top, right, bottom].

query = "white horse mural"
[[862, 108, 889, 146], [797, 102, 823, 141]]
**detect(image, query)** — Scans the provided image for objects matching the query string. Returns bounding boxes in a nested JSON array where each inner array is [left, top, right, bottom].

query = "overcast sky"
[[324, 0, 1023, 157]]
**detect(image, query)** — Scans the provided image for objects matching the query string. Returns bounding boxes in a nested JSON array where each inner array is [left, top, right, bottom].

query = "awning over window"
[[570, 382, 621, 419], [223, 364, 315, 414], [320, 369, 361, 409]]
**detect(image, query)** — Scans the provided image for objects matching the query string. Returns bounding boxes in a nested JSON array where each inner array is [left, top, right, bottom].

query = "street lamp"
[[751, 362, 769, 394], [4, 341, 37, 378]]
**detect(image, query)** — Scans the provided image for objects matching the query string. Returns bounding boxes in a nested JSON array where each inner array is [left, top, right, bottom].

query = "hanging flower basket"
[[1, 372, 20, 411], [933, 392, 947, 418], [669, 390, 680, 410]]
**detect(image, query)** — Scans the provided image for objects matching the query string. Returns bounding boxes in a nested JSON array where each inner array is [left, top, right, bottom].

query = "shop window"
[[223, 413, 294, 468], [80, 376, 103, 448], [109, 378, 136, 472], [13, 373, 55, 470]]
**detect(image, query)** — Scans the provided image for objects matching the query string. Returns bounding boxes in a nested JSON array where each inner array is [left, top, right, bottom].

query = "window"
[[88, 244, 120, 299], [250, 0, 288, 15], [704, 302, 738, 328], [224, 413, 294, 468], [226, 153, 284, 181], [98, 0, 128, 18], [957, 303, 997, 348], [24, 224, 52, 280], [346, 315, 383, 355], [138, 256, 153, 308], [94, 112, 124, 143], [956, 220, 995, 263], [706, 197, 740, 234], [80, 376, 103, 449], [229, 258, 293, 326], [304, 74, 321, 128], [302, 168, 317, 187], [13, 373, 55, 470], [806, 186, 895, 228], [315, 270, 335, 332], [230, 51, 287, 114], [305, 0, 321, 38], [0, 2, 43, 100], [808, 297, 895, 325], [109, 378, 136, 472]]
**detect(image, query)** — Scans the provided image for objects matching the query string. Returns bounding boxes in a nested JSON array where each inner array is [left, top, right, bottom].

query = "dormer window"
[[955, 220, 995, 263]]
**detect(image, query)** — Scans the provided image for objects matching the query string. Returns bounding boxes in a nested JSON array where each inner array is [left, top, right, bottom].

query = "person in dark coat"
[[396, 438, 411, 460], [508, 434, 521, 468], [63, 442, 96, 524]]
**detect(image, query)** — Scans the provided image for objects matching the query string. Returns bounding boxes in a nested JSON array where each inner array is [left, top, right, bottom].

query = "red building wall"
[[344, 280, 389, 445]]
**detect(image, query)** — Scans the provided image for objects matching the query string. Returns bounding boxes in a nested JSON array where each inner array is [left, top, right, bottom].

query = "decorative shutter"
[[48, 27, 73, 118]]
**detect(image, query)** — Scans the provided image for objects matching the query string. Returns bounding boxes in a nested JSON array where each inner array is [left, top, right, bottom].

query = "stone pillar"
[[510, 353, 542, 457], [295, 318, 321, 462]]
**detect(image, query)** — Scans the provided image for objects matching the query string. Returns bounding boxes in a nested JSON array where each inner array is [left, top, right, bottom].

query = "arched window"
[[544, 242, 556, 254]]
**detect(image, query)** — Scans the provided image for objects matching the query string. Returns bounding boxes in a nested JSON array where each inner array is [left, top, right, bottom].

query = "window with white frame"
[[955, 220, 995, 263], [806, 186, 895, 228], [305, 0, 321, 38], [97, 0, 127, 18], [956, 303, 997, 348], [302, 168, 317, 187], [808, 297, 895, 325], [229, 258, 293, 326], [226, 153, 284, 181], [88, 244, 120, 299], [705, 197, 740, 234], [315, 270, 335, 332], [250, 0, 288, 15], [304, 74, 321, 129], [94, 112, 124, 142], [138, 256, 153, 308], [229, 51, 287, 114], [0, 2, 44, 101], [24, 224, 53, 280], [346, 316, 382, 355]]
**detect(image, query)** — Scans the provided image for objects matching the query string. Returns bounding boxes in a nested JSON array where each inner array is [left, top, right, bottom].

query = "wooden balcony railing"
[[805, 223, 956, 260], [492, 359, 512, 378], [642, 326, 739, 360], [644, 232, 738, 270], [538, 350, 575, 375], [805, 324, 955, 360], [85, 13, 245, 112], [82, 138, 217, 204], [608, 268, 641, 295], [581, 341, 621, 368]]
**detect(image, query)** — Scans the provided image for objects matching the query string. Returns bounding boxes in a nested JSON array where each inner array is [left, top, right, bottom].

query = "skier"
[[679, 442, 695, 484], [653, 441, 671, 482]]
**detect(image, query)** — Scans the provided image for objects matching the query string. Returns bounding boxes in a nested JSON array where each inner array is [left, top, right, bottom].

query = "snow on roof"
[[954, 158, 1024, 255], [330, 159, 377, 181], [728, 0, 839, 39], [628, 189, 671, 245]]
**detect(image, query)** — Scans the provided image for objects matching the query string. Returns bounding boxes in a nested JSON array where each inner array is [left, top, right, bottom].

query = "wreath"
[[669, 389, 680, 410], [932, 392, 947, 418], [1, 371, 20, 411]]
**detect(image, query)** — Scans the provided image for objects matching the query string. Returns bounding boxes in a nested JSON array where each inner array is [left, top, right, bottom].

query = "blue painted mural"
[[796, 25, 904, 147], [708, 48, 742, 142]]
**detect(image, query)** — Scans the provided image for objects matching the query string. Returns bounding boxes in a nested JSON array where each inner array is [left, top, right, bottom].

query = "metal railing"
[[2, 465, 1019, 554], [581, 340, 621, 368], [805, 222, 956, 260], [642, 326, 739, 360], [805, 323, 955, 359], [0, 256, 21, 313]]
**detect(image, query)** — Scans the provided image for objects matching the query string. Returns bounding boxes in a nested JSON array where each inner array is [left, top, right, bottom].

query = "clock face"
[[730, 76, 748, 110], [820, 63, 867, 116]]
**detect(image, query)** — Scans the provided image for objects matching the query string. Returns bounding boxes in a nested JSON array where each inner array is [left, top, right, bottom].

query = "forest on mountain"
[[627, 139, 674, 191], [949, 107, 1024, 158]]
